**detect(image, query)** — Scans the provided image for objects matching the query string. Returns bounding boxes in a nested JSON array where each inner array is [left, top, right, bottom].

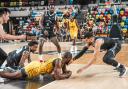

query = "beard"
[[30, 50, 35, 53], [50, 10, 54, 14], [88, 42, 93, 46]]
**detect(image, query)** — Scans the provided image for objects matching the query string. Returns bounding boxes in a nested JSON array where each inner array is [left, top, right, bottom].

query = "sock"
[[119, 64, 124, 69], [58, 53, 62, 58], [74, 46, 77, 54], [70, 46, 74, 53], [116, 63, 120, 68], [116, 63, 124, 69]]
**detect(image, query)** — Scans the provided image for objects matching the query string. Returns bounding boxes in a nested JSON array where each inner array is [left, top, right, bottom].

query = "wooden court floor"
[[0, 42, 128, 89]]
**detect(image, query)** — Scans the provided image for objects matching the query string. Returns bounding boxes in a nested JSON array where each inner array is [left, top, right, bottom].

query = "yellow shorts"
[[69, 29, 78, 39]]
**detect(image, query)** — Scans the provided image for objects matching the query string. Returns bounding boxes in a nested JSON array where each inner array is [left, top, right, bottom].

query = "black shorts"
[[0, 48, 7, 67], [6, 51, 19, 68], [108, 42, 121, 56], [41, 28, 56, 39], [103, 41, 121, 57]]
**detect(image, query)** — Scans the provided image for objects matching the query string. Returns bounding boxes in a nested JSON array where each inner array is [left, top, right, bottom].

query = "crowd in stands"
[[9, 4, 128, 42], [88, 5, 128, 34]]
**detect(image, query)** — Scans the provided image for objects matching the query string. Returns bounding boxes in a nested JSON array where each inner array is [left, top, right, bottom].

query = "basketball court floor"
[[0, 41, 128, 89]]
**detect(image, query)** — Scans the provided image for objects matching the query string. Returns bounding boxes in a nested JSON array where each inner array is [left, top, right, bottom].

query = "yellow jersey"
[[68, 19, 78, 31], [68, 19, 78, 39], [24, 58, 61, 79]]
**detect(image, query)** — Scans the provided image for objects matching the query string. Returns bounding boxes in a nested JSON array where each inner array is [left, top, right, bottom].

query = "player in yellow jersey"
[[0, 52, 72, 80], [68, 16, 79, 55]]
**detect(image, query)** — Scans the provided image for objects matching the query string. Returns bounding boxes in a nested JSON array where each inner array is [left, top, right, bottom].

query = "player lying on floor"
[[4, 41, 38, 70], [0, 52, 72, 80]]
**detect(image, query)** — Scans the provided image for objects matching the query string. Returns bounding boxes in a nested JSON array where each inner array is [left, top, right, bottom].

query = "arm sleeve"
[[73, 46, 88, 60]]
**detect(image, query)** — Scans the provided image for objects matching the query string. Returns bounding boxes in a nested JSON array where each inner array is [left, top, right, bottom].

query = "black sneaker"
[[3, 67, 16, 73], [113, 67, 121, 72], [119, 67, 127, 77]]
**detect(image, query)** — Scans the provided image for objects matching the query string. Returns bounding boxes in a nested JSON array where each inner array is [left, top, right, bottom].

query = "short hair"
[[28, 40, 38, 46], [84, 32, 93, 39], [70, 16, 75, 19], [0, 8, 11, 16], [63, 52, 72, 59]]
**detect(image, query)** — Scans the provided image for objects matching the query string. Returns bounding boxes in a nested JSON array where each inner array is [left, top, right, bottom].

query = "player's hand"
[[77, 68, 84, 73], [65, 70, 72, 74], [65, 71, 72, 78], [23, 51, 29, 55], [68, 71, 72, 76], [44, 30, 48, 36], [23, 51, 29, 59], [68, 59, 74, 65], [19, 34, 26, 40]]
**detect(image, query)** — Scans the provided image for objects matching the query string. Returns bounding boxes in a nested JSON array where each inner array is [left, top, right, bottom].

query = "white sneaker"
[[0, 69, 4, 72], [74, 46, 78, 54], [70, 46, 77, 57], [0, 77, 5, 83]]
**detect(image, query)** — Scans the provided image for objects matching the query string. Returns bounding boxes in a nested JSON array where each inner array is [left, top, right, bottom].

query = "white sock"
[[74, 46, 77, 54], [58, 53, 62, 58], [116, 63, 121, 68], [70, 46, 74, 53]]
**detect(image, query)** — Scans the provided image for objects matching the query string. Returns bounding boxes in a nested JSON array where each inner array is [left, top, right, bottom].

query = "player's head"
[[62, 52, 72, 65], [70, 16, 75, 21], [28, 40, 38, 53], [83, 32, 94, 46], [0, 8, 11, 23], [49, 5, 55, 13]]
